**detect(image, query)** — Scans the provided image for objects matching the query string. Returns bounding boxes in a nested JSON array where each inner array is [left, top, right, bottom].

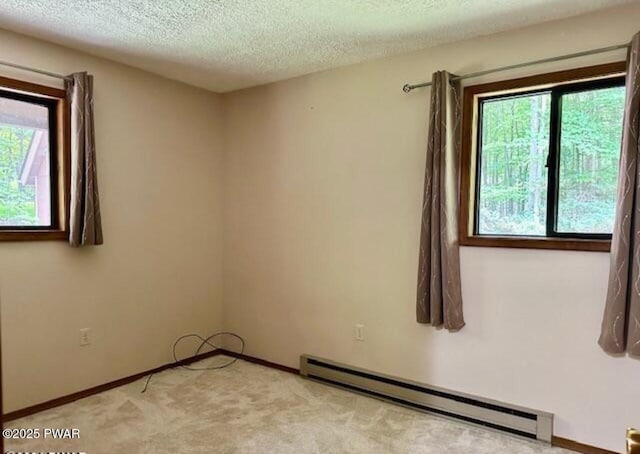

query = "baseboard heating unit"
[[300, 355, 553, 443]]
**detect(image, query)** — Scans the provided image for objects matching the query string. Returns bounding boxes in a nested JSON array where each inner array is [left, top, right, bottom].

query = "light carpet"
[[5, 356, 572, 453]]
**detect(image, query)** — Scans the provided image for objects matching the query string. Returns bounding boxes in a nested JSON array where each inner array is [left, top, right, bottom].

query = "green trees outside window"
[[0, 125, 37, 226], [476, 82, 625, 237]]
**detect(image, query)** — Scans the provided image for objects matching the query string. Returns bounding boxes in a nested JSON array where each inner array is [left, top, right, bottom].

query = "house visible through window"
[[0, 77, 68, 240], [460, 63, 626, 251]]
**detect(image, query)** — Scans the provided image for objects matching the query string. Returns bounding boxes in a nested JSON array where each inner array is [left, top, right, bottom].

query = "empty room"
[[0, 1, 639, 453]]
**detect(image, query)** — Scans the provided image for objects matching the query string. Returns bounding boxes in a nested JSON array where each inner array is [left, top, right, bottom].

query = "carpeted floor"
[[5, 356, 572, 453]]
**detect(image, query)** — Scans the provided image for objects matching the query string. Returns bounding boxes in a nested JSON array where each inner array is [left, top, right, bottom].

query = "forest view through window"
[[0, 90, 54, 228], [475, 77, 625, 238]]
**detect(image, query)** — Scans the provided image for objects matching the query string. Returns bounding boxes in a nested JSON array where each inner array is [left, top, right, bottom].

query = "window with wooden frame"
[[460, 62, 626, 252], [0, 76, 69, 241]]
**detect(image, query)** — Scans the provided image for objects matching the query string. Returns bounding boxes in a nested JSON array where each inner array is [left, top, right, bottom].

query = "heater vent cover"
[[300, 355, 553, 443]]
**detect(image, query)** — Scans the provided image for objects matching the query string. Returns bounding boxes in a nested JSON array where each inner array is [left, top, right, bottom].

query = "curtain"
[[65, 72, 103, 247], [416, 71, 465, 330], [599, 32, 640, 355]]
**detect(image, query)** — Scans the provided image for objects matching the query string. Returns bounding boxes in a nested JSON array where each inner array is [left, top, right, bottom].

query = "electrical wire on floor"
[[140, 332, 245, 393]]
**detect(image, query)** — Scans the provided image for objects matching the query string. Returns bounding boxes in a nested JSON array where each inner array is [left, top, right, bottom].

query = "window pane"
[[556, 86, 625, 234], [477, 93, 550, 235], [0, 96, 51, 227]]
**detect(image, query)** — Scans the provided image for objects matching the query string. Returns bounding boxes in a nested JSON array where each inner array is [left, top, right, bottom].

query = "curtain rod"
[[0, 41, 630, 87], [402, 43, 630, 93], [0, 58, 72, 82]]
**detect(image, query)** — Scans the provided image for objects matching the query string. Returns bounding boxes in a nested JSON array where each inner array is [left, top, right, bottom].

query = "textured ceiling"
[[0, 0, 634, 93]]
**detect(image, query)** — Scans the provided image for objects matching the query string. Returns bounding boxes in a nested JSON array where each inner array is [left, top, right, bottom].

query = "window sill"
[[0, 230, 68, 242], [459, 235, 610, 252]]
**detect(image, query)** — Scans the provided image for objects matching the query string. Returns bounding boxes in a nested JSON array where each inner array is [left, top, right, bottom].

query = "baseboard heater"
[[300, 355, 553, 443]]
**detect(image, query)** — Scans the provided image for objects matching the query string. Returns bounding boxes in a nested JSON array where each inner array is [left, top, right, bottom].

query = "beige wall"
[[221, 3, 640, 452], [0, 29, 225, 412], [1, 4, 639, 452]]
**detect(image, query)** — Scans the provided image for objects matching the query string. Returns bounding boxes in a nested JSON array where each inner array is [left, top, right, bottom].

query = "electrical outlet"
[[79, 328, 91, 346], [355, 324, 365, 341]]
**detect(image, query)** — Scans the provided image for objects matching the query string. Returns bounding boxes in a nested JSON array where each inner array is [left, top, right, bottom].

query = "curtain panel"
[[416, 71, 465, 331], [599, 31, 640, 355], [65, 72, 103, 247]]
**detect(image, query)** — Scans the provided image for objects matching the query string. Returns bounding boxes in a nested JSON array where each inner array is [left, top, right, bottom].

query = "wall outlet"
[[355, 324, 365, 341], [79, 328, 91, 346]]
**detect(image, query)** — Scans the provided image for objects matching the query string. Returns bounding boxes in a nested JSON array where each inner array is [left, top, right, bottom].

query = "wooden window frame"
[[0, 75, 70, 241], [459, 62, 626, 252]]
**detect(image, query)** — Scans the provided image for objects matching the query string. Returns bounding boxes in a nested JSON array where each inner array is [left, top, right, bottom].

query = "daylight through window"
[[0, 93, 54, 227], [0, 77, 68, 240], [471, 74, 625, 242]]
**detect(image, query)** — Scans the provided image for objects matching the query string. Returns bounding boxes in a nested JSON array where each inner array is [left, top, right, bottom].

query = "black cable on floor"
[[141, 332, 245, 393], [140, 373, 153, 393]]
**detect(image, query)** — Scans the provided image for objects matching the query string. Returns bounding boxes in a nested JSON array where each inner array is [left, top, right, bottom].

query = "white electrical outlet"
[[80, 328, 91, 346], [355, 324, 365, 341]]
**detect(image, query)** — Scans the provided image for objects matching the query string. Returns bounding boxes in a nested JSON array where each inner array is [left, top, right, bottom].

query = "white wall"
[[221, 3, 640, 452], [0, 29, 225, 412]]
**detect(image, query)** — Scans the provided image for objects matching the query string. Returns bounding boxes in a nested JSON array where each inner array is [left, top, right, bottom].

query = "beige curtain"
[[65, 72, 103, 247], [599, 32, 640, 355], [416, 71, 465, 330]]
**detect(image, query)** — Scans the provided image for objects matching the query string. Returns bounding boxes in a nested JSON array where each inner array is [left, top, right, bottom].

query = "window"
[[0, 76, 69, 240], [460, 63, 626, 252]]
